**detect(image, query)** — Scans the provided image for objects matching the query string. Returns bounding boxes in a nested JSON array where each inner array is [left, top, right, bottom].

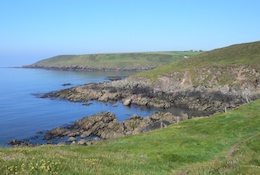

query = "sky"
[[1, 0, 260, 67]]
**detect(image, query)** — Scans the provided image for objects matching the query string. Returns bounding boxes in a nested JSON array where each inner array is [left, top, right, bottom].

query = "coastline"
[[21, 65, 156, 72], [6, 52, 260, 146], [8, 74, 260, 146]]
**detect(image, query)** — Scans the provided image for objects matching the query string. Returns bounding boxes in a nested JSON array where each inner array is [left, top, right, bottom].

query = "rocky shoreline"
[[22, 65, 155, 72], [41, 78, 259, 113], [9, 111, 188, 146], [45, 111, 187, 145], [9, 65, 260, 146]]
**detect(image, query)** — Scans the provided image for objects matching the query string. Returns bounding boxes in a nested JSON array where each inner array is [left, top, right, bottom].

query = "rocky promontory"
[[43, 111, 188, 145], [41, 67, 260, 114], [9, 111, 187, 146]]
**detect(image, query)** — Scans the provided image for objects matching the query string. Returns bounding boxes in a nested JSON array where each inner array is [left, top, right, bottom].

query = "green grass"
[[135, 41, 260, 82], [31, 51, 201, 69], [1, 99, 260, 175], [185, 134, 260, 175]]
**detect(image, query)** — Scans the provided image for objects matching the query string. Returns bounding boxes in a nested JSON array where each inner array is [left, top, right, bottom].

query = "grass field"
[[1, 99, 259, 175], [31, 51, 201, 69]]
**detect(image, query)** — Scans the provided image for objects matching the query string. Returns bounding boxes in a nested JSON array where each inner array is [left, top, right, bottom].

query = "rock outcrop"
[[40, 111, 185, 146]]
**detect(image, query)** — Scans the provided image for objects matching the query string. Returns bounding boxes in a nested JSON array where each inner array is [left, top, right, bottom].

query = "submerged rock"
[[82, 102, 93, 106], [62, 83, 72, 86]]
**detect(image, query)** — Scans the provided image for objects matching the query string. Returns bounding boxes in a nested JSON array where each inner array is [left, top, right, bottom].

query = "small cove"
[[0, 68, 207, 146], [0, 68, 157, 146]]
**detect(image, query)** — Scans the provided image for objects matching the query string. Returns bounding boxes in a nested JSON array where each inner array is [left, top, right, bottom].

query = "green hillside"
[[30, 52, 200, 69], [136, 41, 260, 81], [1, 99, 260, 174]]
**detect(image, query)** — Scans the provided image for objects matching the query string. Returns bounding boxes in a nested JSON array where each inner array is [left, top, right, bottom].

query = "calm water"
[[0, 68, 157, 146]]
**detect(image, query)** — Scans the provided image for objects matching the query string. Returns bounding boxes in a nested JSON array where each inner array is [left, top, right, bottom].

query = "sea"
[[0, 68, 158, 146]]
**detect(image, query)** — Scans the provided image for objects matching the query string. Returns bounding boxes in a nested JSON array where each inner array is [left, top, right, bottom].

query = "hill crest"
[[24, 51, 200, 71], [135, 41, 260, 85]]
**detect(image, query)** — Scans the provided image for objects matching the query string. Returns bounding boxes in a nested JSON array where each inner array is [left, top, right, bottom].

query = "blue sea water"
[[0, 68, 157, 146]]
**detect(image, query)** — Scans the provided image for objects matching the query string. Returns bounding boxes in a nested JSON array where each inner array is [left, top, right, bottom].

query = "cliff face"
[[150, 65, 260, 92]]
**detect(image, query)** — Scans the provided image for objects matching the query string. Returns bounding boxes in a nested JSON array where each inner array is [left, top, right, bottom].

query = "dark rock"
[[62, 83, 72, 86], [106, 76, 127, 81], [8, 139, 23, 146], [82, 103, 93, 106], [46, 141, 53, 144], [44, 127, 69, 140], [36, 131, 43, 134]]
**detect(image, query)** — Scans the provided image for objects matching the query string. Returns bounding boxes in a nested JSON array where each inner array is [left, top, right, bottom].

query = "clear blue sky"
[[1, 0, 260, 67]]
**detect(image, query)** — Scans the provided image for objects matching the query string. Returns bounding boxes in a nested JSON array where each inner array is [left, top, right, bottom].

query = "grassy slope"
[[135, 41, 260, 81], [31, 52, 200, 69], [1, 99, 260, 175]]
